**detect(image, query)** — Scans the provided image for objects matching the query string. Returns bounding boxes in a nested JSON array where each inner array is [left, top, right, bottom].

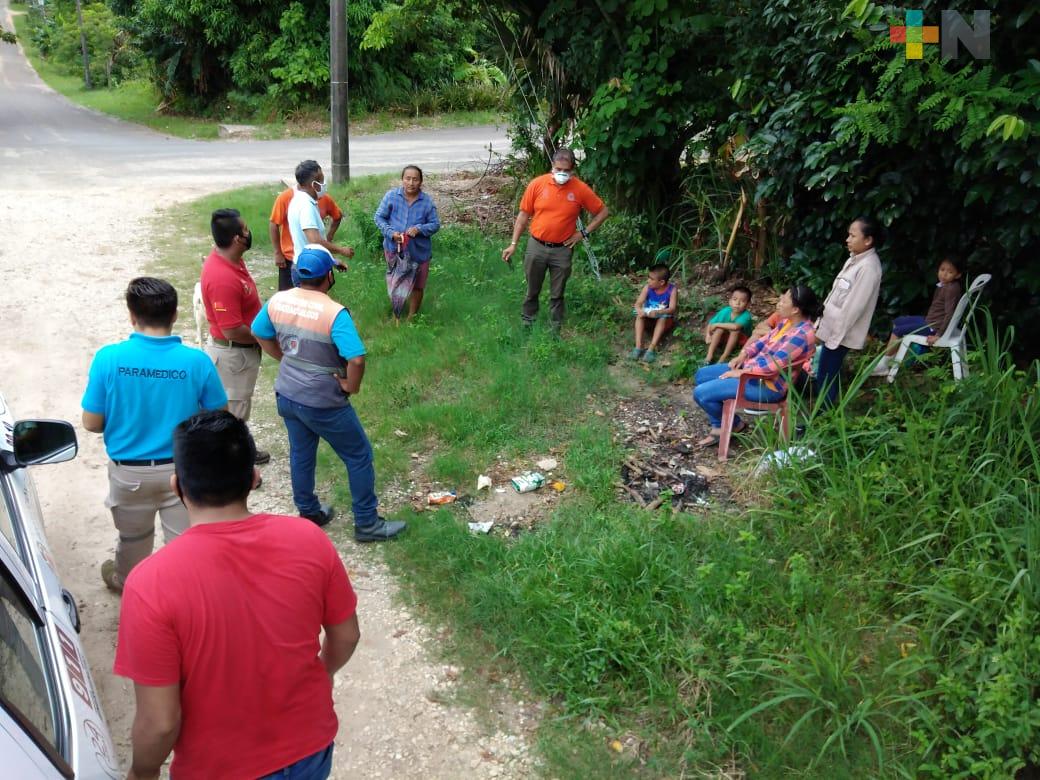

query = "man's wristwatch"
[[580, 228, 590, 239]]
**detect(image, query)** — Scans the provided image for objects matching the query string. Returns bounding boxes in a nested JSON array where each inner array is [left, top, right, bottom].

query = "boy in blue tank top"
[[629, 263, 678, 364]]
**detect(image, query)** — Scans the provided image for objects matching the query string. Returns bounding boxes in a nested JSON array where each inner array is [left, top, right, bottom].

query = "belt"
[[532, 236, 568, 249], [212, 338, 259, 349], [112, 458, 174, 466]]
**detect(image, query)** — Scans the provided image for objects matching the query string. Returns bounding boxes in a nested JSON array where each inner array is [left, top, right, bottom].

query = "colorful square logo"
[[889, 9, 939, 59]]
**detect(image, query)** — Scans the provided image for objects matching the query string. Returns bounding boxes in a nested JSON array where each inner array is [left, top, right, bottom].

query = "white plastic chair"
[[887, 274, 991, 383]]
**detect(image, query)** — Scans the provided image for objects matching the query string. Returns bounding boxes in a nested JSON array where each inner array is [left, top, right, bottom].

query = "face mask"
[[553, 170, 572, 185], [313, 179, 328, 197], [239, 231, 253, 251]]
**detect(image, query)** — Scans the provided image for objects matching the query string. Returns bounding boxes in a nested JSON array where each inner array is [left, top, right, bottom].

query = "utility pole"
[[329, 0, 349, 183], [74, 0, 92, 88]]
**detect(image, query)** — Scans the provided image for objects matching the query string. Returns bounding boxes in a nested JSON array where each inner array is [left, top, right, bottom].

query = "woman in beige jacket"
[[814, 216, 885, 407]]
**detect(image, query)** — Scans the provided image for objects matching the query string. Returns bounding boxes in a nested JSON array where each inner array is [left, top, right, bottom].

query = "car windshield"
[[0, 565, 58, 752]]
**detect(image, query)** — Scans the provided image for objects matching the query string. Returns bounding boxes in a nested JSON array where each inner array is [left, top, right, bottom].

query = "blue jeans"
[[814, 345, 849, 409], [259, 744, 333, 779], [276, 394, 379, 527], [693, 363, 785, 429], [892, 315, 933, 337]]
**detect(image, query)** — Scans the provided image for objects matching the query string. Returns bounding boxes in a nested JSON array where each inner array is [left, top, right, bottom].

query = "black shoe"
[[254, 449, 271, 465], [302, 503, 336, 527], [354, 517, 407, 542]]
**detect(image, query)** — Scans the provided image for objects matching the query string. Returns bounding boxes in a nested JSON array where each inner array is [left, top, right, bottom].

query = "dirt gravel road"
[[1, 4, 533, 776]]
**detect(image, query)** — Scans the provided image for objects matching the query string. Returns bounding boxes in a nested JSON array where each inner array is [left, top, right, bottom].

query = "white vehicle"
[[0, 393, 120, 778]]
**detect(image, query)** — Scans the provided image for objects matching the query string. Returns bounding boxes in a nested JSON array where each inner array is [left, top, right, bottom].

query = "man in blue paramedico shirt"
[[81, 277, 228, 593], [373, 165, 441, 320]]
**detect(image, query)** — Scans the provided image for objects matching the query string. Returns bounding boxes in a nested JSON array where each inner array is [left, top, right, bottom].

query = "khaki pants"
[[522, 240, 573, 327], [206, 343, 261, 421], [106, 462, 187, 581]]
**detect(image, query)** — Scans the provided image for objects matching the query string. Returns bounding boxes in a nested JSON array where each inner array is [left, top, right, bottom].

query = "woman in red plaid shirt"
[[692, 285, 820, 447]]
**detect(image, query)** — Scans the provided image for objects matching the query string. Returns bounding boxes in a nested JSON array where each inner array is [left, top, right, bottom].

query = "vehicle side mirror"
[[13, 420, 78, 466]]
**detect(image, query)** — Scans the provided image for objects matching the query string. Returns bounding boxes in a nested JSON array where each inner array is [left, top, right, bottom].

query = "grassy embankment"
[[152, 177, 1040, 778], [11, 8, 500, 140]]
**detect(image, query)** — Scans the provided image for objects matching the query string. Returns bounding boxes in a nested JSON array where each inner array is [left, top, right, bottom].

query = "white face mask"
[[313, 179, 328, 197], [552, 170, 572, 185]]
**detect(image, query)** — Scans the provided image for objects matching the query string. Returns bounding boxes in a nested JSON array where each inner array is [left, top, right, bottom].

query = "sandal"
[[696, 434, 720, 448], [629, 347, 646, 360]]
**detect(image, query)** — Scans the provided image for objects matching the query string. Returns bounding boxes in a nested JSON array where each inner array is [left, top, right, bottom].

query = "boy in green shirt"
[[704, 285, 753, 363]]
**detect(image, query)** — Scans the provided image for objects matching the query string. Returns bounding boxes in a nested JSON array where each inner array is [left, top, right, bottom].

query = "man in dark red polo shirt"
[[200, 208, 270, 463], [114, 411, 360, 780]]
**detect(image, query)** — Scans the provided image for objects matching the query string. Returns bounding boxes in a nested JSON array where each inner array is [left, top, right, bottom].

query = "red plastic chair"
[[718, 368, 792, 461]]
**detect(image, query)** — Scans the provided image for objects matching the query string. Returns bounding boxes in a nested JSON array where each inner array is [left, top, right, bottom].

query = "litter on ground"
[[754, 446, 817, 476], [511, 472, 545, 493]]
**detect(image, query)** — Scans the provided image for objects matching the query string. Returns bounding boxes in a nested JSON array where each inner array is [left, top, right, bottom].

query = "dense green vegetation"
[[19, 0, 507, 124], [388, 321, 1040, 778], [19, 0, 1038, 342], [35, 0, 1036, 772], [156, 177, 1040, 777], [487, 0, 1037, 356]]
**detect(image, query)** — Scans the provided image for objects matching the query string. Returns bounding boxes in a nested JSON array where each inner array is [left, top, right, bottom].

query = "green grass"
[[151, 180, 1040, 778], [11, 11, 501, 140]]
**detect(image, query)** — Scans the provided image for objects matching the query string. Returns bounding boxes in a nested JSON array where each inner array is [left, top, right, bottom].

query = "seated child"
[[630, 263, 678, 364], [704, 286, 753, 363], [871, 255, 964, 376]]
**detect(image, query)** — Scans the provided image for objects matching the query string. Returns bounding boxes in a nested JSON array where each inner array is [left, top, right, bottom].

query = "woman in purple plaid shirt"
[[374, 165, 441, 321], [692, 285, 820, 447]]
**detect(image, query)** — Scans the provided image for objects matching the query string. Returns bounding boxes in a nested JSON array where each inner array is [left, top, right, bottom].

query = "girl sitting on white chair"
[[872, 255, 964, 377]]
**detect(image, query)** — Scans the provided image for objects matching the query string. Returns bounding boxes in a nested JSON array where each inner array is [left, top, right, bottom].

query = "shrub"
[[588, 211, 655, 274], [29, 1, 139, 87], [755, 316, 1040, 775]]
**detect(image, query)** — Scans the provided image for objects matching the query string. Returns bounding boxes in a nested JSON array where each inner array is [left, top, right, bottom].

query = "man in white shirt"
[[286, 160, 354, 283]]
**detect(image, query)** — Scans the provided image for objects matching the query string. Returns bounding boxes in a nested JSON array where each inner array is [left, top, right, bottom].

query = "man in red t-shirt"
[[200, 208, 269, 464], [269, 187, 344, 291], [501, 148, 610, 331], [114, 411, 360, 780]]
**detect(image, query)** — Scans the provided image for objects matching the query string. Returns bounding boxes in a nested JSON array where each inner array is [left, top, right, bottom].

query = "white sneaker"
[[870, 359, 891, 377]]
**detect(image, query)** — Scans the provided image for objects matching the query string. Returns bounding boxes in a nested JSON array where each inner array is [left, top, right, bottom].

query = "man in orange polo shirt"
[[269, 186, 344, 291], [501, 148, 610, 331]]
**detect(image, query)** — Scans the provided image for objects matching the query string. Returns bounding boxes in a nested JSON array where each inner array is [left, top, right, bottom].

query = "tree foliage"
[[26, 1, 138, 86], [124, 0, 503, 113], [724, 0, 1039, 339], [488, 0, 1038, 347]]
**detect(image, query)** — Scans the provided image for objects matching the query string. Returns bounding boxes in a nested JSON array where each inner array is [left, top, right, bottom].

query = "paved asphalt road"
[[0, 0, 510, 188]]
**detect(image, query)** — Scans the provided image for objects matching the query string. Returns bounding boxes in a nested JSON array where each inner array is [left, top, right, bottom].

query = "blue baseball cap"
[[296, 244, 335, 279]]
